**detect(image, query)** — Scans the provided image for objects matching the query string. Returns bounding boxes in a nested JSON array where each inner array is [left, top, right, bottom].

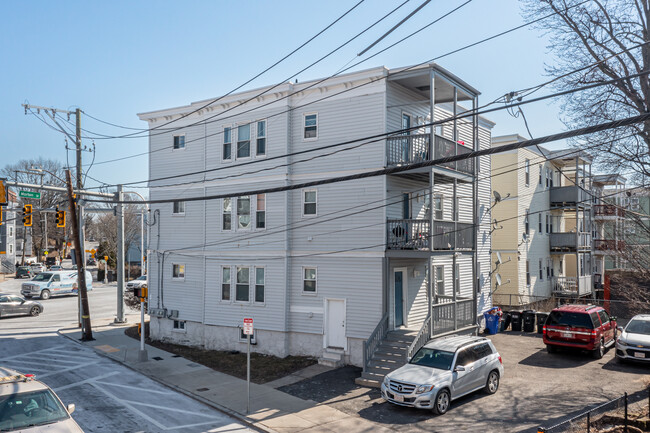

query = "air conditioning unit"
[[149, 308, 167, 318], [168, 310, 179, 319]]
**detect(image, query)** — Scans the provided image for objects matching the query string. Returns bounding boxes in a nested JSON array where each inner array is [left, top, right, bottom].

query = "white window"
[[539, 259, 543, 280], [303, 190, 317, 216], [237, 124, 251, 158], [435, 266, 444, 295], [173, 135, 185, 150], [538, 214, 542, 233], [222, 267, 231, 301], [547, 259, 551, 279], [255, 267, 265, 303], [256, 120, 266, 156], [173, 320, 185, 330], [223, 198, 232, 231], [172, 264, 185, 279], [8, 244, 13, 254], [8, 227, 12, 237], [546, 168, 551, 188], [526, 261, 530, 286], [525, 209, 530, 235], [525, 159, 530, 186], [539, 165, 543, 185], [545, 215, 550, 233], [223, 127, 232, 161], [303, 267, 316, 293], [172, 201, 185, 215], [304, 114, 318, 139], [256, 194, 266, 229], [454, 264, 460, 294], [236, 266, 250, 302], [237, 196, 251, 229], [433, 194, 443, 220]]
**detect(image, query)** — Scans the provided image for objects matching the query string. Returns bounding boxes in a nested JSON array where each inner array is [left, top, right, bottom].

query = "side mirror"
[[67, 404, 75, 414], [454, 365, 465, 372], [617, 326, 624, 334], [406, 356, 411, 363]]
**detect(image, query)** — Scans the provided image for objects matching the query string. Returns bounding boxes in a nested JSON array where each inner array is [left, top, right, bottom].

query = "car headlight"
[[617, 337, 628, 346], [383, 376, 390, 386], [415, 384, 434, 394]]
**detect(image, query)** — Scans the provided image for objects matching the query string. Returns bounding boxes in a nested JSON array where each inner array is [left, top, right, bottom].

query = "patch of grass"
[[125, 323, 317, 384]]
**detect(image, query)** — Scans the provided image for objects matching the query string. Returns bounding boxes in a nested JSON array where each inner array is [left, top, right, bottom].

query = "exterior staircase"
[[318, 347, 345, 367], [355, 329, 417, 388]]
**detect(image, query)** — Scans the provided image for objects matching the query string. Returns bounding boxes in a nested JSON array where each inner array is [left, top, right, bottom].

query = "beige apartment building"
[[490, 135, 599, 306]]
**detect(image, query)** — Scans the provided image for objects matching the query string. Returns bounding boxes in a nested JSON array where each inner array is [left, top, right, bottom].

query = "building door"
[[326, 299, 346, 349], [394, 268, 407, 327]]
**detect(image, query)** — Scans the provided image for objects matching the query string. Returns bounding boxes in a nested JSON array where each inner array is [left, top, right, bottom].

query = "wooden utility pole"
[[65, 169, 93, 340]]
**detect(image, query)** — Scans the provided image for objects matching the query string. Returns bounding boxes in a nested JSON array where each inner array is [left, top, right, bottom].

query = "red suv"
[[543, 305, 617, 359]]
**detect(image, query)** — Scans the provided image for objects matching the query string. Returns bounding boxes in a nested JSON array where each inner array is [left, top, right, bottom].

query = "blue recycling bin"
[[484, 312, 500, 335]]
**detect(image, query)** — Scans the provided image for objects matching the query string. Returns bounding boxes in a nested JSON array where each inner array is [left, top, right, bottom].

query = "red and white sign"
[[243, 318, 254, 335]]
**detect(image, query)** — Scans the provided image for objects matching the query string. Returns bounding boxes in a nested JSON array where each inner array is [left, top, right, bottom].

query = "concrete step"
[[377, 341, 411, 350], [361, 370, 385, 382], [318, 348, 344, 367], [372, 351, 406, 362], [355, 376, 381, 388], [365, 365, 397, 376], [368, 358, 403, 369]]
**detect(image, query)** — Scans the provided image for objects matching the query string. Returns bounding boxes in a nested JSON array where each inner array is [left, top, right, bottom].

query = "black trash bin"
[[536, 312, 549, 334], [501, 312, 512, 331], [522, 310, 536, 332], [510, 311, 523, 331]]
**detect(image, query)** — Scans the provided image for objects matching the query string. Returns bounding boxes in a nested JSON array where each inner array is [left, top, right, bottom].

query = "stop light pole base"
[[138, 349, 148, 362]]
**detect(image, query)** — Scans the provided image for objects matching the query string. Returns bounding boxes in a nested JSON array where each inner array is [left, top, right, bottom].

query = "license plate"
[[393, 394, 404, 402], [562, 332, 573, 338], [634, 352, 645, 358]]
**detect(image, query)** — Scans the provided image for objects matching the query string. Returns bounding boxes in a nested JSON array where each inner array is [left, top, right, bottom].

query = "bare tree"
[[521, 0, 650, 183]]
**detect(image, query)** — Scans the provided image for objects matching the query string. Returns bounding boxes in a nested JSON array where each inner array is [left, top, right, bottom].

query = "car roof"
[[0, 367, 48, 396], [553, 304, 602, 313], [422, 335, 488, 352], [629, 314, 650, 321]]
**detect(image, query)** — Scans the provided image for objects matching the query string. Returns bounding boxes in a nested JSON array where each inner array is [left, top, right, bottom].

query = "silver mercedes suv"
[[381, 335, 504, 415]]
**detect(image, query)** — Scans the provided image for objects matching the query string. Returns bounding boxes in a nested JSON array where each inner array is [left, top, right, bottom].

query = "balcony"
[[431, 298, 475, 336], [386, 134, 474, 176], [550, 232, 592, 251], [594, 204, 625, 218], [552, 276, 593, 296], [594, 239, 625, 254], [550, 186, 590, 206], [386, 219, 474, 251]]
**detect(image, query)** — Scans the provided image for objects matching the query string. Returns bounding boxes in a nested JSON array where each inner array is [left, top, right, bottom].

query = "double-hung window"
[[223, 198, 232, 231], [525, 209, 530, 236], [435, 266, 444, 295], [539, 259, 543, 280], [237, 124, 251, 158], [454, 264, 460, 294], [434, 195, 443, 220], [525, 159, 530, 186], [222, 267, 231, 301], [526, 261, 531, 286], [172, 264, 185, 279], [538, 213, 542, 233], [546, 168, 551, 188], [223, 127, 232, 161], [256, 120, 266, 156], [236, 266, 249, 302], [303, 190, 316, 216], [173, 135, 185, 150], [546, 215, 550, 233], [256, 194, 266, 229], [539, 165, 543, 185], [173, 201, 185, 215], [304, 114, 317, 139], [255, 268, 265, 303], [237, 196, 251, 229], [303, 267, 316, 293], [547, 259, 551, 279]]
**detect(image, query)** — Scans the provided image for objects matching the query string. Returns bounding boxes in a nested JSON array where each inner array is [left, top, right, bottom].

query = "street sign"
[[44, 251, 48, 255], [243, 318, 254, 335], [19, 191, 41, 200]]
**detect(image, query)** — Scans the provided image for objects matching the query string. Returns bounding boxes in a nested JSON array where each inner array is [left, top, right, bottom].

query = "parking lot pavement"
[[279, 332, 650, 433]]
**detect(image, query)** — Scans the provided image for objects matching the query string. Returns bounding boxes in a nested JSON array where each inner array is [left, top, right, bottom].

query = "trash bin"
[[483, 312, 500, 335], [522, 310, 536, 332], [510, 311, 523, 331], [500, 312, 512, 332], [536, 312, 549, 334]]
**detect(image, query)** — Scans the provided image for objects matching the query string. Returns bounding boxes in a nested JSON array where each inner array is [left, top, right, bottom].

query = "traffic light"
[[22, 204, 32, 227], [55, 207, 66, 228], [0, 177, 6, 206]]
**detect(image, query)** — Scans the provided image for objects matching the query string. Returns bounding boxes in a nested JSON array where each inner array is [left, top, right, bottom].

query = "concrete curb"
[[57, 326, 276, 433]]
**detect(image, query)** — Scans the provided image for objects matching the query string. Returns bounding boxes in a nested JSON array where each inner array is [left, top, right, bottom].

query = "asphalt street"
[[0, 273, 257, 433]]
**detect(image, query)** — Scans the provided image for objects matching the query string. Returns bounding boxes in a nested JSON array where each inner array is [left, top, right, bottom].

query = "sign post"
[[243, 317, 254, 414]]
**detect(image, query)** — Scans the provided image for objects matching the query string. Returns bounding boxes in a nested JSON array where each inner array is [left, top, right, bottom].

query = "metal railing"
[[594, 239, 626, 251], [362, 312, 389, 372], [0, 260, 15, 274], [550, 185, 591, 205], [594, 204, 625, 218], [387, 219, 430, 249], [432, 298, 475, 336], [552, 276, 578, 294], [433, 135, 474, 175], [386, 134, 474, 175], [549, 232, 592, 249], [406, 313, 431, 361], [431, 221, 473, 250]]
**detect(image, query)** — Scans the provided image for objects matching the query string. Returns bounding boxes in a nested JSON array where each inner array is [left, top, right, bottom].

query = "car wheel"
[[30, 306, 40, 316], [592, 339, 605, 359], [485, 371, 500, 394], [432, 389, 451, 415], [546, 345, 556, 354], [40, 290, 51, 300]]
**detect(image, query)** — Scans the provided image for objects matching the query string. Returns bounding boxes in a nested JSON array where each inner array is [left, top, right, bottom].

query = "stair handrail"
[[363, 312, 389, 372], [406, 313, 432, 361]]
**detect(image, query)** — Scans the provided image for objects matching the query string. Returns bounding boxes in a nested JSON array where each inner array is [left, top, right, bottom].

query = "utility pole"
[[65, 169, 93, 341], [140, 213, 144, 277], [116, 184, 126, 323]]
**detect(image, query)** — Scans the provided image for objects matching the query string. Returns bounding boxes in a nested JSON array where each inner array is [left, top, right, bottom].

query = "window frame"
[[172, 320, 186, 332], [303, 113, 318, 141], [526, 261, 531, 286], [539, 164, 543, 185], [302, 189, 317, 217], [173, 135, 186, 150], [172, 200, 185, 216], [256, 120, 267, 156], [223, 126, 232, 162], [235, 266, 250, 303], [454, 263, 460, 294], [236, 196, 252, 230], [254, 267, 265, 304], [172, 263, 185, 280], [538, 213, 542, 233], [256, 194, 266, 229], [525, 159, 530, 186], [539, 258, 543, 280], [435, 265, 445, 296], [221, 266, 231, 302], [433, 194, 443, 220], [236, 123, 251, 159], [302, 266, 317, 295], [525, 209, 530, 235], [222, 198, 232, 231]]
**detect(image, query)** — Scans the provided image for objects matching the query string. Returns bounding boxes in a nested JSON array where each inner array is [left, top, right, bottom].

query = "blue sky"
[[1, 0, 564, 191]]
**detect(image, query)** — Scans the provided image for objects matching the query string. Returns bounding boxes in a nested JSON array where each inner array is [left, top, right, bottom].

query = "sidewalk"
[[59, 319, 392, 433]]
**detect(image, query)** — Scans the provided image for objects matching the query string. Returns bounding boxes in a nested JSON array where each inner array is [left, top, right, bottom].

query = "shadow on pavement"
[[518, 348, 594, 368]]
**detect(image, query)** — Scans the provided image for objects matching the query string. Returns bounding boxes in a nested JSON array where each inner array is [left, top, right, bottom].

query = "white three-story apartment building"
[[139, 64, 494, 377]]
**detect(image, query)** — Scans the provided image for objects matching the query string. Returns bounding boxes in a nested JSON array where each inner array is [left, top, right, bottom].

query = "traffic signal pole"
[[115, 184, 126, 324]]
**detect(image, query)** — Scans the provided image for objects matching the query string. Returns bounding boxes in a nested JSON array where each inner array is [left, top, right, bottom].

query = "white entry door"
[[326, 299, 346, 349]]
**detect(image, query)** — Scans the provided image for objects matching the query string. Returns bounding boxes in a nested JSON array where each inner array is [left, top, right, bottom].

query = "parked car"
[[126, 275, 147, 292], [21, 271, 93, 300], [615, 314, 650, 363], [49, 265, 63, 272], [381, 336, 504, 415], [29, 263, 46, 274], [0, 367, 83, 432], [0, 294, 43, 318], [15, 266, 33, 279], [45, 256, 60, 268], [543, 304, 617, 359]]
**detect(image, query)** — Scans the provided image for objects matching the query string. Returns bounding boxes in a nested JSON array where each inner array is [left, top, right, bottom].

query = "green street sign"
[[19, 191, 41, 199]]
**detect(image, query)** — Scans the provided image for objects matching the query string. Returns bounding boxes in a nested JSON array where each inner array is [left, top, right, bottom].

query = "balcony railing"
[[594, 205, 625, 218], [550, 186, 590, 205], [431, 298, 475, 336], [552, 276, 592, 296], [386, 134, 474, 175], [594, 239, 625, 251], [550, 232, 592, 250], [431, 221, 474, 250], [387, 219, 474, 250]]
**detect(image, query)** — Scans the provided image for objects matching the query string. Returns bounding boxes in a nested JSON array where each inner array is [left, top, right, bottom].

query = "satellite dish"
[[495, 273, 502, 286], [496, 252, 502, 265], [522, 232, 528, 242], [493, 191, 502, 203]]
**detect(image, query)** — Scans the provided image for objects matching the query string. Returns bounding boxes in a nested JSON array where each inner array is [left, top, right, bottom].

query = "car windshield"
[[31, 273, 53, 282], [409, 348, 455, 370], [626, 319, 650, 335], [18, 267, 30, 271], [0, 388, 69, 431], [137, 276, 147, 281], [547, 311, 594, 328]]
